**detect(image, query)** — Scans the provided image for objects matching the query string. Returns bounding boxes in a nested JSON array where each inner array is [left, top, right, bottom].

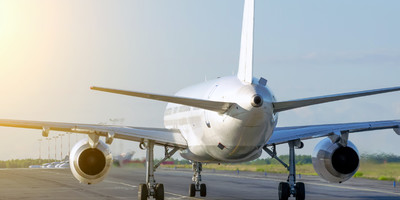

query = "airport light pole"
[[67, 132, 71, 156], [46, 138, 51, 160], [53, 136, 58, 160], [59, 134, 64, 160], [38, 139, 42, 160]]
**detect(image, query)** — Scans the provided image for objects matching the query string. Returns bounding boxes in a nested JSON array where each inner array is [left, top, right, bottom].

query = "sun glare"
[[0, 1, 61, 89]]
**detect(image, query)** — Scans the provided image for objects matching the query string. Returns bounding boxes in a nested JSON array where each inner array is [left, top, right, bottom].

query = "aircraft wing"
[[0, 119, 187, 148], [267, 120, 400, 146]]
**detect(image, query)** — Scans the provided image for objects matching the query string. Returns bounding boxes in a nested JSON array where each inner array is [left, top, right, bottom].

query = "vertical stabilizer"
[[237, 0, 254, 84]]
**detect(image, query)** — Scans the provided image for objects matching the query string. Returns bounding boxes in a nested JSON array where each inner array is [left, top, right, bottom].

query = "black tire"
[[200, 183, 207, 197], [138, 184, 148, 200], [155, 183, 164, 200], [295, 182, 305, 200], [189, 183, 196, 197], [278, 182, 290, 200]]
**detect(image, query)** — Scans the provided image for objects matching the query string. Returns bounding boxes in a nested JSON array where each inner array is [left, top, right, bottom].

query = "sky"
[[0, 0, 400, 160]]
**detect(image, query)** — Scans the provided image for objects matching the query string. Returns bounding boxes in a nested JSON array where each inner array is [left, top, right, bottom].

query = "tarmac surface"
[[0, 167, 399, 200]]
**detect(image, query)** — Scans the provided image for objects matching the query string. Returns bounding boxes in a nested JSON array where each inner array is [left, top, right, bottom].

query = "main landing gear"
[[189, 162, 207, 197], [263, 140, 305, 200], [138, 141, 179, 200]]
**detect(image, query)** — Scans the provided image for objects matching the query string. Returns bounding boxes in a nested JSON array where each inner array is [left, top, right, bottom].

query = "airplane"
[[1, 0, 400, 200], [113, 151, 135, 167]]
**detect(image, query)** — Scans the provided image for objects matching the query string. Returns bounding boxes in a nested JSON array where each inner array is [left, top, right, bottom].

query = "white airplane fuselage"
[[164, 76, 278, 163]]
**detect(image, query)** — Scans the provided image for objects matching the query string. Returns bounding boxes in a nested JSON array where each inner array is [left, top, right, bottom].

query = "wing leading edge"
[[0, 119, 187, 148], [267, 120, 400, 146]]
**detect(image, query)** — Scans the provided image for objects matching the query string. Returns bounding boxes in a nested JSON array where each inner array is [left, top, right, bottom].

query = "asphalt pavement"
[[0, 167, 399, 200]]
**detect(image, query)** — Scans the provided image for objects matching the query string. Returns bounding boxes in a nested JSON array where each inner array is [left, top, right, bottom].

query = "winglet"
[[237, 0, 255, 84]]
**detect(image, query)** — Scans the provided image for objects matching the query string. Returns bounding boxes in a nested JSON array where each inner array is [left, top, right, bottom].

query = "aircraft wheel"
[[155, 183, 164, 200], [189, 183, 196, 197], [278, 182, 290, 200], [200, 183, 207, 197], [138, 184, 148, 200], [295, 182, 305, 200]]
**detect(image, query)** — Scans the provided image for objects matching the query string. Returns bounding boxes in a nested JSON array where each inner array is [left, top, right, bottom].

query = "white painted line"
[[306, 181, 400, 196], [105, 180, 201, 199], [165, 191, 202, 200], [104, 180, 137, 188], [163, 170, 400, 196]]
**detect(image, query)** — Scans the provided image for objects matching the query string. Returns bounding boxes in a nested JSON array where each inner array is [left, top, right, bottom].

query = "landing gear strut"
[[263, 140, 305, 200], [189, 162, 207, 197], [138, 141, 179, 200]]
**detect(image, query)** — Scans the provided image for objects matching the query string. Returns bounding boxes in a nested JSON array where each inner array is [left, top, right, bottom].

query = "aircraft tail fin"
[[237, 0, 255, 84]]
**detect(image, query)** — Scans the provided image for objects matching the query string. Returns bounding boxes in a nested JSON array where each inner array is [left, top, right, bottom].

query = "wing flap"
[[0, 119, 187, 148], [273, 86, 400, 112], [267, 120, 400, 145]]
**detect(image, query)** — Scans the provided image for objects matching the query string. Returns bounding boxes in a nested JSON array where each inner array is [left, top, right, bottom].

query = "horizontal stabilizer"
[[273, 86, 400, 112], [91, 86, 234, 113]]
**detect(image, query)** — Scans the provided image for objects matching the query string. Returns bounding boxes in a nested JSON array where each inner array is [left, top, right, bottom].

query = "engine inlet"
[[79, 148, 106, 176]]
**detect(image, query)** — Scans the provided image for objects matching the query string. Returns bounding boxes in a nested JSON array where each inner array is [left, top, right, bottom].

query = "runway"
[[0, 167, 399, 200]]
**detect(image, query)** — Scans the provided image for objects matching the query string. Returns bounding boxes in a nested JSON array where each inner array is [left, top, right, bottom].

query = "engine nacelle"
[[312, 138, 359, 183], [69, 139, 113, 184]]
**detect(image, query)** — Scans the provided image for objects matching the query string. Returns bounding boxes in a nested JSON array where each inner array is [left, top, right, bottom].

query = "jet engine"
[[69, 138, 113, 184], [312, 138, 359, 183]]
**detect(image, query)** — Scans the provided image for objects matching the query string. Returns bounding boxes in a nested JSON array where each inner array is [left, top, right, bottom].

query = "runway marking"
[[162, 170, 400, 196], [105, 179, 201, 199], [40, 170, 65, 176], [306, 182, 400, 196], [165, 192, 202, 200], [32, 169, 199, 199], [104, 180, 137, 188], [19, 168, 400, 197]]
